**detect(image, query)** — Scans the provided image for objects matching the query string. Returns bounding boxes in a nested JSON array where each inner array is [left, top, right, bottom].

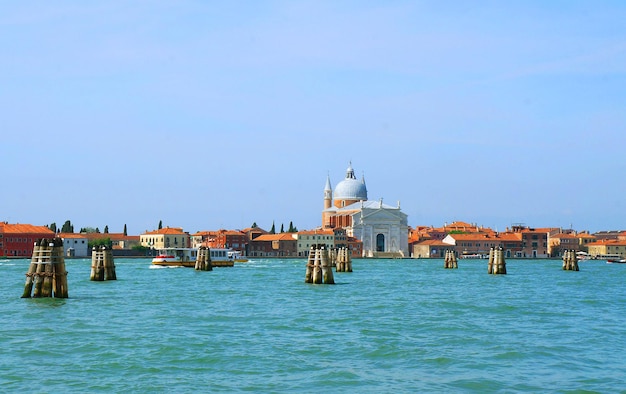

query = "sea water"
[[1, 257, 625, 393]]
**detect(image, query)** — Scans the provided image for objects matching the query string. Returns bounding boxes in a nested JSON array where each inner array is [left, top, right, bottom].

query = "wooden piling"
[[90, 247, 104, 281], [562, 250, 579, 271], [491, 247, 507, 275], [321, 247, 335, 284], [22, 238, 68, 298], [305, 246, 315, 283], [103, 247, 117, 280], [312, 248, 323, 284], [195, 246, 213, 271], [444, 250, 458, 269], [488, 247, 495, 274]]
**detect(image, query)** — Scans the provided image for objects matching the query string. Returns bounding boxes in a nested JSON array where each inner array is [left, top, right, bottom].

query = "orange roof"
[[143, 227, 186, 235], [0, 223, 54, 234], [298, 229, 334, 236], [588, 239, 626, 246], [253, 233, 296, 241], [58, 233, 88, 239]]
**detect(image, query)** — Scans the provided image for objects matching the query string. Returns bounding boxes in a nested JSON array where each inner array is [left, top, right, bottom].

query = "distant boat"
[[151, 247, 247, 267], [460, 251, 488, 259], [606, 258, 626, 264]]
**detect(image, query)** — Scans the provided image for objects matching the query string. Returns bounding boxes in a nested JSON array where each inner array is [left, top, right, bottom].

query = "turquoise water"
[[1, 257, 625, 393]]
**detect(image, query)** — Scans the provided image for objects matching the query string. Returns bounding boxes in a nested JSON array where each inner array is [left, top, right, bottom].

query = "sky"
[[2, 1, 626, 235]]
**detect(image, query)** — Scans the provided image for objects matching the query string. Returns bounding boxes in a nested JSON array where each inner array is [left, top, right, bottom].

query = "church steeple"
[[324, 174, 332, 210]]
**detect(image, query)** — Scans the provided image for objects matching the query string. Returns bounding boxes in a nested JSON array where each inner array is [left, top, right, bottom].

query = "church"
[[322, 163, 409, 258]]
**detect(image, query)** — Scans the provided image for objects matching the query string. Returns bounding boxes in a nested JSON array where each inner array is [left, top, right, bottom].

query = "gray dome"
[[334, 164, 367, 201]]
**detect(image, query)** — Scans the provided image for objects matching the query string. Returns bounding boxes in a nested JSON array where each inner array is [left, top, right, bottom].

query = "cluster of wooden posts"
[[195, 246, 212, 271], [305, 246, 335, 284], [21, 238, 69, 298], [488, 247, 507, 275], [90, 246, 117, 281], [562, 250, 580, 271], [444, 250, 458, 269], [305, 245, 354, 284], [334, 247, 353, 272]]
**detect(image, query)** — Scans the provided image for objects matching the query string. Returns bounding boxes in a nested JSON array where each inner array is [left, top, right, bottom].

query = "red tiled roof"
[[0, 223, 54, 234], [143, 227, 186, 235], [253, 233, 297, 241]]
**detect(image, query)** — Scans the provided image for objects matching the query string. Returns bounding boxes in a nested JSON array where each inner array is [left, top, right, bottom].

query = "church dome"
[[334, 164, 367, 201]]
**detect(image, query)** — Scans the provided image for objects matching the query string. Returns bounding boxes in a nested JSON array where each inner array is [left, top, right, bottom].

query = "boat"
[[460, 251, 489, 259], [228, 250, 248, 263], [606, 258, 626, 264], [151, 247, 246, 267]]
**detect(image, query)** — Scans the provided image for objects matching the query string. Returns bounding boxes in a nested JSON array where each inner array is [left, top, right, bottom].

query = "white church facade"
[[322, 163, 409, 258]]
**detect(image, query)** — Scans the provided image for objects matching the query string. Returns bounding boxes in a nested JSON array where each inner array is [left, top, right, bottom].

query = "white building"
[[59, 233, 89, 257], [322, 163, 409, 258]]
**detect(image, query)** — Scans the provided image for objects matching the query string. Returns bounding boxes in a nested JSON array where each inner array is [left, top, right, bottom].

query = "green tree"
[[123, 224, 127, 236], [251, 222, 257, 228], [288, 221, 294, 232], [95, 227, 101, 233], [49, 223, 57, 233], [280, 223, 284, 233], [104, 225, 109, 233], [269, 221, 275, 234], [158, 220, 163, 230], [88, 237, 112, 250], [61, 220, 73, 233]]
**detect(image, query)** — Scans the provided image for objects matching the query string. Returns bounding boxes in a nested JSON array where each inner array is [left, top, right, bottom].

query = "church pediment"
[[353, 207, 407, 223]]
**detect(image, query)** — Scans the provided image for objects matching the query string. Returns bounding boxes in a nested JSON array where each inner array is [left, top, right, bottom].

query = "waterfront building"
[[442, 231, 525, 258], [514, 226, 550, 258], [412, 239, 450, 258], [140, 227, 190, 249], [58, 233, 90, 257], [548, 231, 596, 257], [192, 229, 247, 252], [587, 239, 626, 259], [295, 228, 362, 257], [322, 163, 409, 258], [0, 222, 55, 257], [248, 233, 298, 257]]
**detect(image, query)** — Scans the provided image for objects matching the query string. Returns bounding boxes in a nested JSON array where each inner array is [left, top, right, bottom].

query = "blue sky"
[[2, 1, 625, 234]]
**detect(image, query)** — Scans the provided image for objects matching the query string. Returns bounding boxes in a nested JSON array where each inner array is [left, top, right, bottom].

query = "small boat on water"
[[151, 247, 247, 267], [606, 258, 626, 264]]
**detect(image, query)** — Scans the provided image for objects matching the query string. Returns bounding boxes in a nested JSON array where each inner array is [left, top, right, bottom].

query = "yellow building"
[[140, 227, 190, 249], [586, 239, 626, 258]]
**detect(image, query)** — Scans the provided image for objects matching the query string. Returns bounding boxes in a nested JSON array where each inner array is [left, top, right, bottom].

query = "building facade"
[[322, 163, 409, 258], [0, 222, 55, 257], [140, 227, 190, 249]]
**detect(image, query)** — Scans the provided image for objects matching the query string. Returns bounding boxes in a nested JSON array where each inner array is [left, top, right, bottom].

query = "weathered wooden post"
[[195, 246, 213, 271], [312, 248, 323, 284], [488, 247, 495, 274], [321, 247, 335, 284], [562, 250, 579, 271], [103, 246, 117, 280], [90, 246, 104, 281], [491, 247, 507, 275], [336, 247, 353, 273], [444, 250, 458, 269], [305, 246, 315, 283], [330, 248, 338, 271], [22, 238, 68, 298]]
